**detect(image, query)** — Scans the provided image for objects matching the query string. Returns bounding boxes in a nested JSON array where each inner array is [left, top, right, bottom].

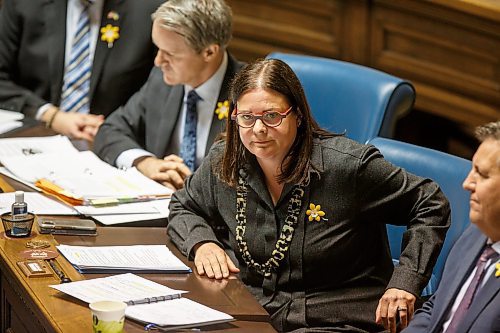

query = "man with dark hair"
[[403, 120, 500, 333], [94, 0, 244, 190]]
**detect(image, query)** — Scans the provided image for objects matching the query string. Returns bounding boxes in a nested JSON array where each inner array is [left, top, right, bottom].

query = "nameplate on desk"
[[17, 260, 53, 278]]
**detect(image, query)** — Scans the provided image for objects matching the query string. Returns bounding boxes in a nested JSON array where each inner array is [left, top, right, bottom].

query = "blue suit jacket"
[[403, 224, 500, 333]]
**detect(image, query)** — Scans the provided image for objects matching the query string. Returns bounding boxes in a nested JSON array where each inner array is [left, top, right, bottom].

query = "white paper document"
[[0, 192, 78, 215], [74, 199, 163, 215], [0, 109, 24, 121], [50, 273, 186, 304], [50, 273, 233, 330], [56, 244, 190, 273], [0, 137, 172, 199], [0, 109, 24, 134], [0, 121, 23, 134], [126, 298, 234, 328], [0, 135, 77, 159], [0, 167, 42, 192], [91, 199, 170, 225]]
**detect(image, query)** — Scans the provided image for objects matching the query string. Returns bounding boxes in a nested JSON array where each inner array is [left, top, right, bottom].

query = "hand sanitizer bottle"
[[11, 191, 28, 236], [11, 191, 28, 220]]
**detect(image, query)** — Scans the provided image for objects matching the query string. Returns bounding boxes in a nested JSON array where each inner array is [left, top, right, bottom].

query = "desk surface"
[[0, 226, 273, 332], [0, 124, 275, 332]]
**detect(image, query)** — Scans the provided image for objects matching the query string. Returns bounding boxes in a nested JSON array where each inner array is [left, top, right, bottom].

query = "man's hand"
[[134, 154, 192, 190], [193, 242, 240, 279], [43, 106, 104, 141], [376, 288, 416, 333]]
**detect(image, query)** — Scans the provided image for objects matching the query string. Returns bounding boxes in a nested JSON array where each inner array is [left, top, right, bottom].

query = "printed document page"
[[126, 297, 234, 328], [91, 199, 169, 225], [0, 167, 41, 192], [50, 273, 233, 329], [50, 273, 186, 304], [0, 135, 77, 159], [56, 244, 190, 272], [0, 148, 172, 198], [0, 192, 78, 215], [74, 199, 163, 215]]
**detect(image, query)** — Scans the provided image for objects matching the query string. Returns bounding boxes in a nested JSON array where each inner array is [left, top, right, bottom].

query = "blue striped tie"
[[180, 90, 202, 171], [60, 1, 92, 113]]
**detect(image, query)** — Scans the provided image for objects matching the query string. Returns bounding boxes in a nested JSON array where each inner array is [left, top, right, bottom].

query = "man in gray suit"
[[403, 120, 500, 333], [94, 0, 244, 190]]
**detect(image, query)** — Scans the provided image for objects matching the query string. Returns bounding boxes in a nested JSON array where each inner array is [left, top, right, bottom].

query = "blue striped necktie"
[[180, 90, 202, 171], [60, 0, 92, 113]]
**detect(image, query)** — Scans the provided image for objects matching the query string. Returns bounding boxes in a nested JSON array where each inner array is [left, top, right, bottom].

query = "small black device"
[[37, 217, 97, 236]]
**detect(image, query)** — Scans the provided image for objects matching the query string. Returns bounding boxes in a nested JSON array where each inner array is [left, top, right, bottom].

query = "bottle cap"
[[15, 191, 24, 203]]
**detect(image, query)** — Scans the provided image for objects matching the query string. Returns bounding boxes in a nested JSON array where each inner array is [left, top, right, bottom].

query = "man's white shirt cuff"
[[116, 149, 154, 169]]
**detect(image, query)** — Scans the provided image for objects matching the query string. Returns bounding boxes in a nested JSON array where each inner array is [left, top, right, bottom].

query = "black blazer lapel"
[[44, 0, 66, 105], [204, 53, 244, 154], [89, 0, 125, 104]]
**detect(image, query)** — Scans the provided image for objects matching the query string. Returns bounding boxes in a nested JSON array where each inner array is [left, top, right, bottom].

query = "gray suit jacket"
[[403, 224, 500, 333], [0, 0, 162, 118], [93, 54, 244, 166]]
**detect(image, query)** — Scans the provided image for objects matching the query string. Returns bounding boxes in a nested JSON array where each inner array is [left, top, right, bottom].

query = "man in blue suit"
[[403, 120, 500, 333]]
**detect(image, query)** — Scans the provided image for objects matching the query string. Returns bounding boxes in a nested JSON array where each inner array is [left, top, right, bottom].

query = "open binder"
[[50, 273, 234, 330]]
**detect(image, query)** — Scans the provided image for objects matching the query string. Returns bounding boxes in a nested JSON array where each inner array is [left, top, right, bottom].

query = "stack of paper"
[[0, 136, 173, 224], [51, 273, 234, 330], [56, 244, 191, 273]]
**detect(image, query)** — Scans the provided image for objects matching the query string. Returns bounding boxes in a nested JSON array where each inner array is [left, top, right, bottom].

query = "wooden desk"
[[0, 124, 275, 332], [0, 226, 274, 332]]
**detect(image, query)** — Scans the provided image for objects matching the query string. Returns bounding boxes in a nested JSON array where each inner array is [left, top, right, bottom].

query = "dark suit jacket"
[[93, 54, 244, 166], [403, 224, 500, 333], [0, 0, 163, 118]]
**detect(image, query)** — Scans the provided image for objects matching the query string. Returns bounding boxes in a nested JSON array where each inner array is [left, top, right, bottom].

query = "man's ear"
[[203, 44, 220, 61]]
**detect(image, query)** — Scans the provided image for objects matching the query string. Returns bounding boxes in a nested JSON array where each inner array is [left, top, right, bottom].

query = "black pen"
[[48, 259, 71, 283]]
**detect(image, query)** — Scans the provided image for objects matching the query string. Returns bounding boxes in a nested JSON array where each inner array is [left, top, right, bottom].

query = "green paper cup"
[[89, 301, 127, 333]]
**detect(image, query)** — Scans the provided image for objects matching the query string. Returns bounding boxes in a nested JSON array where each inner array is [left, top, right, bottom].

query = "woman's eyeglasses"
[[231, 106, 293, 128]]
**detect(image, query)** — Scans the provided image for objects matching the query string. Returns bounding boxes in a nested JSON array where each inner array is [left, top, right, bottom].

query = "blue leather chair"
[[267, 52, 416, 143], [368, 137, 472, 295]]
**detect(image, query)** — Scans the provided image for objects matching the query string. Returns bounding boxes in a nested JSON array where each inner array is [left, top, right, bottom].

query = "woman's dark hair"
[[220, 58, 334, 186]]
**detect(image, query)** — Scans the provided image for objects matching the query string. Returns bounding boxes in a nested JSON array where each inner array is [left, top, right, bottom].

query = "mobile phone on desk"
[[37, 217, 97, 236]]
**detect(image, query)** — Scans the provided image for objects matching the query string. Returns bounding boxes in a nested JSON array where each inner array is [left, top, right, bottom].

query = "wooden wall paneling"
[[227, 0, 345, 61], [338, 0, 371, 64], [370, 0, 500, 126]]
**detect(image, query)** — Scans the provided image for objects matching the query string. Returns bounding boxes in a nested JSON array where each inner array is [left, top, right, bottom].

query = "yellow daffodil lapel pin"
[[215, 100, 230, 120], [306, 203, 328, 222], [100, 24, 120, 48], [495, 262, 500, 278]]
